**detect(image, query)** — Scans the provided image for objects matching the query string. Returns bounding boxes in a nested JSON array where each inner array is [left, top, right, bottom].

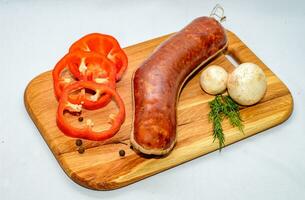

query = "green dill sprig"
[[209, 95, 225, 149], [222, 96, 244, 134], [208, 95, 244, 150]]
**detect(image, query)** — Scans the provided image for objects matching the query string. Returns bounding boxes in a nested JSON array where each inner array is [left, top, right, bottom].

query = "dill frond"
[[208, 95, 244, 150]]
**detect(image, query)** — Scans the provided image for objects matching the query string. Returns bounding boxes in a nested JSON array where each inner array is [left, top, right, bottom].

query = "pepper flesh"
[[56, 81, 125, 141], [69, 33, 128, 81], [52, 54, 76, 100], [52, 51, 116, 109], [67, 51, 116, 82]]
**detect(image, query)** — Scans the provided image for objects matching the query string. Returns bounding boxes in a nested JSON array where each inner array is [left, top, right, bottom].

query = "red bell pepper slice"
[[56, 81, 125, 141], [52, 53, 77, 100], [69, 33, 128, 81], [52, 51, 116, 109], [67, 51, 116, 83]]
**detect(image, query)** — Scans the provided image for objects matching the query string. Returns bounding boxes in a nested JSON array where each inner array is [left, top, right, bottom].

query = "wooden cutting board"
[[24, 30, 293, 190]]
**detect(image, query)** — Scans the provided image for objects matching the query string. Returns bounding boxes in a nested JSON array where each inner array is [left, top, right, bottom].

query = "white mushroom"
[[200, 65, 228, 95], [227, 62, 267, 106]]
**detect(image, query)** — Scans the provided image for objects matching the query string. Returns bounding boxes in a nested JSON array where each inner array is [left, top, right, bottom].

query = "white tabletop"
[[1, 0, 305, 199]]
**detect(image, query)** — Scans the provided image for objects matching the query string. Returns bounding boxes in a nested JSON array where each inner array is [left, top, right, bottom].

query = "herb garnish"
[[208, 95, 244, 150]]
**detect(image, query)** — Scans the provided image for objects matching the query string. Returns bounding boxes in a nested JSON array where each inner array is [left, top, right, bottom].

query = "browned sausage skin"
[[131, 17, 228, 155]]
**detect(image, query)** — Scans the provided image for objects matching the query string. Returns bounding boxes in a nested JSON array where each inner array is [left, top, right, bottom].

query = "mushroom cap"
[[200, 65, 228, 95], [227, 62, 267, 106]]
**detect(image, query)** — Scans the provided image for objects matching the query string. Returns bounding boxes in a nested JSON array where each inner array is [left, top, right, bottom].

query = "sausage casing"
[[131, 17, 228, 155]]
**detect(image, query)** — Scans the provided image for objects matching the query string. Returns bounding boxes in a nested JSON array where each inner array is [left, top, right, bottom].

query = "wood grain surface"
[[24, 31, 293, 190]]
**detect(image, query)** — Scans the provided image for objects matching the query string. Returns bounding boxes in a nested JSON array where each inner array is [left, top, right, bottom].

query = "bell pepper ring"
[[67, 51, 116, 83], [52, 53, 77, 100], [69, 33, 128, 81], [52, 51, 117, 110], [56, 81, 125, 141]]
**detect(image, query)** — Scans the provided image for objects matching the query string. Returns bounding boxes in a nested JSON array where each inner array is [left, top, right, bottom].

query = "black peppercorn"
[[78, 117, 84, 122], [75, 139, 83, 146], [119, 149, 125, 157], [78, 146, 85, 154]]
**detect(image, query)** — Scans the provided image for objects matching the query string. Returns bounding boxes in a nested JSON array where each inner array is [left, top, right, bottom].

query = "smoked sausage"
[[131, 17, 228, 155]]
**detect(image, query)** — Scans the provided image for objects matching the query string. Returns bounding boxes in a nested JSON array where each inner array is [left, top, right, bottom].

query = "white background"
[[1, 0, 305, 199]]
